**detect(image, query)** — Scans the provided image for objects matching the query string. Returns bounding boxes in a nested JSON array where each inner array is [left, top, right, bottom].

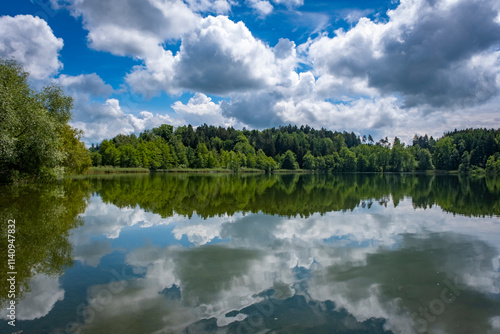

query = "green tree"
[[90, 151, 102, 166], [340, 147, 357, 172], [486, 155, 500, 174], [186, 147, 196, 168], [233, 135, 255, 156], [255, 149, 276, 172], [302, 152, 315, 170], [206, 150, 218, 168], [390, 139, 405, 171], [315, 156, 326, 171], [60, 125, 92, 174], [0, 60, 92, 181], [246, 153, 257, 168], [228, 151, 241, 172], [220, 149, 230, 169], [145, 141, 162, 170], [0, 60, 87, 182], [118, 145, 139, 167], [325, 154, 339, 172], [211, 137, 223, 151], [136, 142, 150, 168], [368, 153, 379, 172], [158, 140, 174, 169], [357, 153, 369, 172], [152, 124, 173, 142], [433, 137, 459, 170], [280, 150, 299, 170], [100, 140, 120, 166], [169, 136, 188, 167], [332, 134, 346, 152], [417, 148, 435, 170], [458, 151, 472, 174], [195, 143, 210, 168], [89, 122, 500, 175]]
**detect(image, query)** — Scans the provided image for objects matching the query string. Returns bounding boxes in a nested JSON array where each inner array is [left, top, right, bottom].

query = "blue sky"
[[1, 0, 499, 144]]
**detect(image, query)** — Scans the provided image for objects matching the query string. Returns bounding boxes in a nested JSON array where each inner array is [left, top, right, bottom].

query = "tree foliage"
[[0, 59, 90, 182]]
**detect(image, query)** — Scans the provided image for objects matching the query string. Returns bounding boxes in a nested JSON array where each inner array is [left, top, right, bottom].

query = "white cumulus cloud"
[[127, 16, 298, 96], [64, 0, 199, 58], [307, 0, 500, 108], [0, 15, 63, 79], [172, 92, 241, 127]]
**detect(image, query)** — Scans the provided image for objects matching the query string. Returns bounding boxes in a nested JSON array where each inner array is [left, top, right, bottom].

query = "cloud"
[[184, 0, 233, 14], [220, 90, 286, 128], [0, 15, 63, 79], [340, 9, 374, 25], [245, 0, 303, 17], [73, 196, 181, 242], [308, 0, 500, 108], [72, 239, 113, 267], [176, 15, 279, 93], [64, 0, 199, 58], [246, 0, 274, 17], [171, 92, 242, 127], [15, 274, 64, 320], [271, 0, 303, 8], [127, 16, 297, 96], [57, 73, 114, 97]]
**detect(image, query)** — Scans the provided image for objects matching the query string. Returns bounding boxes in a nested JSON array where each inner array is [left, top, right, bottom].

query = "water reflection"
[[90, 173, 500, 218], [0, 174, 499, 334], [75, 202, 500, 334], [0, 180, 90, 308]]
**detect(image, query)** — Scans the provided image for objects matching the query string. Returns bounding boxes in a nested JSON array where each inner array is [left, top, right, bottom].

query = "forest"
[[89, 124, 500, 174]]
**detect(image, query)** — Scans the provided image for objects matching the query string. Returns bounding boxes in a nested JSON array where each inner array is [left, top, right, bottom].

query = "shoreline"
[[85, 166, 468, 175]]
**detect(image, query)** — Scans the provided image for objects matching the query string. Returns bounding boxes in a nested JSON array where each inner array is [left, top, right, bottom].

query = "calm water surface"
[[0, 174, 499, 334]]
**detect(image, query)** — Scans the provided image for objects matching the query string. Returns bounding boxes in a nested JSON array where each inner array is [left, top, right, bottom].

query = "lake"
[[1, 173, 499, 334]]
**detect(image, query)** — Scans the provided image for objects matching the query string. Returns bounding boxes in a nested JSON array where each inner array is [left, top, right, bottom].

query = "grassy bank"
[[86, 167, 267, 174], [158, 168, 265, 173], [272, 169, 314, 174], [87, 166, 150, 174]]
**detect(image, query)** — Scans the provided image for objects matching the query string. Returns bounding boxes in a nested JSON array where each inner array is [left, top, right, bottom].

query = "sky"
[[1, 0, 499, 145]]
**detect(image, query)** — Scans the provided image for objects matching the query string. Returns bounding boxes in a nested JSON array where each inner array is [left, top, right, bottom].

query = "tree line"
[[90, 124, 500, 174]]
